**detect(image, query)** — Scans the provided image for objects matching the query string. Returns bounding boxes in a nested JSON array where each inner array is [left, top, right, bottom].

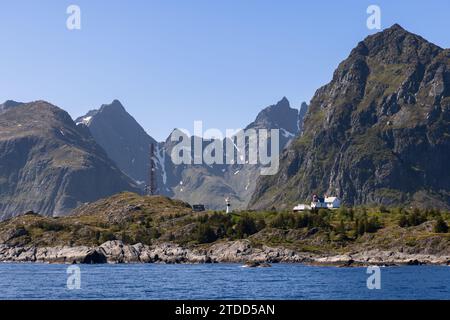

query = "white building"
[[293, 204, 311, 212], [293, 195, 341, 211], [324, 196, 341, 209]]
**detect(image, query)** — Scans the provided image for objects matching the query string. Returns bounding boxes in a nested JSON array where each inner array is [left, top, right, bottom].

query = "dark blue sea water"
[[0, 263, 448, 300]]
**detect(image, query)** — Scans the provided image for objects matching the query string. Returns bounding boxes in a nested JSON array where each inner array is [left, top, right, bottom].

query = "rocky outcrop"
[[0, 245, 106, 264], [312, 249, 450, 266], [1, 240, 448, 266], [0, 101, 140, 219], [250, 24, 450, 210]]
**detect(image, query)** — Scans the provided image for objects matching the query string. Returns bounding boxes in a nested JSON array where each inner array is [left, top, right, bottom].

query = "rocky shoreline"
[[0, 240, 448, 267]]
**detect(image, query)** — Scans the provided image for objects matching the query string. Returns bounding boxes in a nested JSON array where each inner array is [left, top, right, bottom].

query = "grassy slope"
[[0, 192, 448, 256]]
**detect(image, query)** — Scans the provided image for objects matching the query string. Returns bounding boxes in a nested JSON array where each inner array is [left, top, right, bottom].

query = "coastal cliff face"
[[0, 101, 139, 219], [250, 24, 450, 210]]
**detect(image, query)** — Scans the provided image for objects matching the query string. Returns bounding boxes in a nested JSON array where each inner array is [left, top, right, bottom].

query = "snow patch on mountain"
[[76, 116, 93, 126]]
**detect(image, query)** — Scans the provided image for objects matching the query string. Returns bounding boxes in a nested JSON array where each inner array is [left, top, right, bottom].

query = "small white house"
[[324, 196, 341, 209], [293, 195, 341, 211], [293, 204, 311, 212]]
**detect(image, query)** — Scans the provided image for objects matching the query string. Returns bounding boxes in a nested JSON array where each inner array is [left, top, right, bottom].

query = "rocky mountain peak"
[[350, 24, 442, 65], [97, 99, 127, 115], [247, 97, 299, 134], [76, 100, 158, 185], [3, 100, 76, 132], [74, 100, 126, 126], [278, 96, 290, 107]]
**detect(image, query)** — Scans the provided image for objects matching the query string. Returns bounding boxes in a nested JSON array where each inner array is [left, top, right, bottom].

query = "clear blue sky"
[[1, 0, 449, 140]]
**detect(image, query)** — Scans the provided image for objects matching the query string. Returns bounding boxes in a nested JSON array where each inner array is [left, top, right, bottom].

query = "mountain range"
[[76, 97, 307, 210], [1, 24, 450, 219], [0, 95, 306, 219]]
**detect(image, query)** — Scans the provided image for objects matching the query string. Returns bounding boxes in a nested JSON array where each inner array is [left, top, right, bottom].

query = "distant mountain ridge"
[[77, 98, 308, 209]]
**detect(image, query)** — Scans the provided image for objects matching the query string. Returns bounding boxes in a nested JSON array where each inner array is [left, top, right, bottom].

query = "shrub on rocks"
[[433, 217, 449, 233]]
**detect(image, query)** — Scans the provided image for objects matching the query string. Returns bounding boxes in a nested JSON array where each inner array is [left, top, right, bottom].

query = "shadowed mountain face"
[[76, 100, 158, 186], [78, 98, 307, 210], [298, 102, 308, 134], [76, 100, 170, 195], [0, 101, 139, 219], [0, 100, 23, 113], [250, 24, 450, 210]]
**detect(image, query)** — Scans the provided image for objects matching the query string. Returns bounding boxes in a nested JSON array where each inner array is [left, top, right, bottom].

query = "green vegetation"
[[193, 224, 218, 244], [0, 192, 448, 255], [269, 211, 330, 230], [398, 208, 440, 228], [365, 62, 409, 97], [434, 217, 449, 233]]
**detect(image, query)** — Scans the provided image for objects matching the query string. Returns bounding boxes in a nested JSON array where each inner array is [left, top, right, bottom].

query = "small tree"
[[236, 215, 258, 238], [336, 219, 346, 235], [408, 209, 427, 226], [296, 214, 309, 228], [356, 218, 366, 236], [194, 224, 218, 243], [255, 218, 266, 231], [120, 231, 133, 244], [318, 208, 330, 220], [433, 217, 449, 233], [398, 214, 409, 227], [270, 213, 295, 229], [365, 216, 381, 233], [98, 231, 116, 244], [338, 206, 349, 220], [348, 208, 355, 221]]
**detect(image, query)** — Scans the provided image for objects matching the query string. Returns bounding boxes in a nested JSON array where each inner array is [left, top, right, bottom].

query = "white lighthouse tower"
[[225, 197, 232, 214]]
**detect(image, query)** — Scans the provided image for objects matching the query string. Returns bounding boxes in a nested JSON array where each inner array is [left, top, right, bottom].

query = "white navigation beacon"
[[225, 197, 232, 214]]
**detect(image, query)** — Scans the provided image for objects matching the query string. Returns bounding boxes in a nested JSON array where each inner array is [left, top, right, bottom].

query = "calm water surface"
[[0, 263, 448, 300]]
